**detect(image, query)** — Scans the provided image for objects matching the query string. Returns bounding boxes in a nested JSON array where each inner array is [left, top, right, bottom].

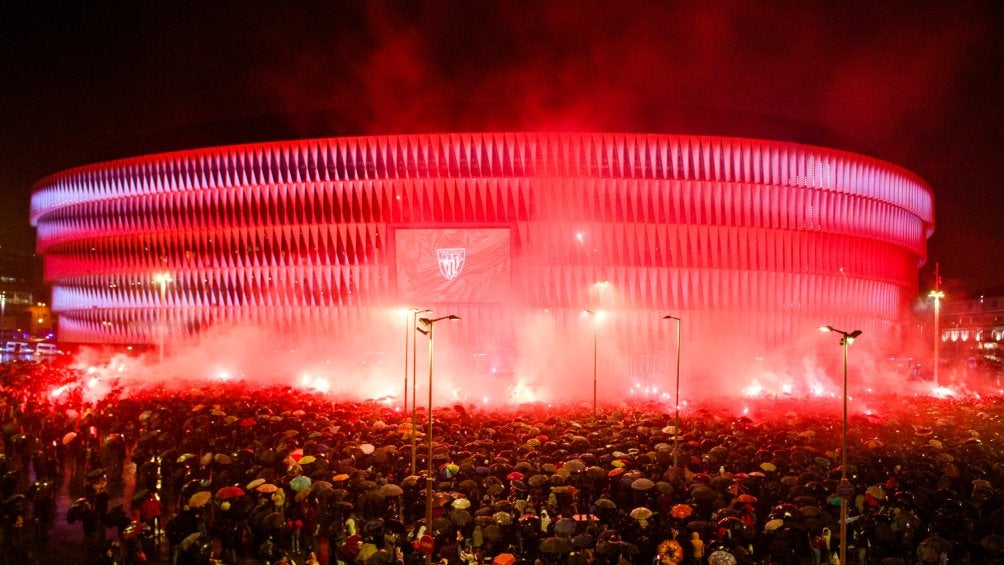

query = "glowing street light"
[[663, 314, 682, 477], [153, 272, 172, 364], [819, 324, 862, 565], [1, 292, 6, 341], [416, 313, 459, 565], [404, 308, 430, 474]]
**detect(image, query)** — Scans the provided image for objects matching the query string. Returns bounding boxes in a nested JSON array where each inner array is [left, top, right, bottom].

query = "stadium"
[[29, 133, 934, 399]]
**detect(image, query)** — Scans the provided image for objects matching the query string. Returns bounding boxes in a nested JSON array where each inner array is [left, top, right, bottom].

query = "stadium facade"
[[30, 133, 933, 377]]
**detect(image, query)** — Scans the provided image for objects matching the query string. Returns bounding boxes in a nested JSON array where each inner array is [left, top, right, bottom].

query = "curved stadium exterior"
[[30, 133, 933, 376]]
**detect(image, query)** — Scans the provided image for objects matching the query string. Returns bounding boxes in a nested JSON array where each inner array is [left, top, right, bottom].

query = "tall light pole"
[[408, 308, 430, 475], [663, 315, 682, 477], [819, 324, 862, 565], [929, 289, 944, 387], [403, 308, 423, 413], [416, 313, 459, 565], [153, 273, 172, 364], [1, 292, 6, 343], [584, 310, 603, 419]]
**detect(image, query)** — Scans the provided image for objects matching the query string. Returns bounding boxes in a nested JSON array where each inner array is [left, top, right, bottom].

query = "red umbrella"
[[216, 486, 245, 500], [670, 503, 694, 519], [506, 471, 525, 481]]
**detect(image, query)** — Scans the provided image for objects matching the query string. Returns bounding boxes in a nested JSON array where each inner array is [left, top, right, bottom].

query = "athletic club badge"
[[437, 248, 466, 280]]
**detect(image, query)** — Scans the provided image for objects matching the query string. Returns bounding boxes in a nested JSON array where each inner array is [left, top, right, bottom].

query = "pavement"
[[4, 460, 141, 564]]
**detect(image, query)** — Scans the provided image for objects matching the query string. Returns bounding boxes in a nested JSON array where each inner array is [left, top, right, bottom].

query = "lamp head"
[[663, 315, 680, 321], [819, 325, 834, 333]]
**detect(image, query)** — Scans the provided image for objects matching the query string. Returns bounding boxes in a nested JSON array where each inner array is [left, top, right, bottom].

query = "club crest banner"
[[437, 248, 466, 280]]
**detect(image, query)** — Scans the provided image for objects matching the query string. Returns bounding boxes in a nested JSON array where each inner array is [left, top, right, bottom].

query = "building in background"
[[0, 248, 47, 340], [29, 133, 934, 384], [940, 286, 1004, 384]]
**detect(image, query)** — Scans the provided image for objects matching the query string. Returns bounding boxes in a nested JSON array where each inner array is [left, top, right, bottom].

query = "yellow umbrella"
[[189, 491, 212, 508]]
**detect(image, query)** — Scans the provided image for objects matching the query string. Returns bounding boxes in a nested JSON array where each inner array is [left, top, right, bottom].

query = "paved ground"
[[4, 461, 141, 564]]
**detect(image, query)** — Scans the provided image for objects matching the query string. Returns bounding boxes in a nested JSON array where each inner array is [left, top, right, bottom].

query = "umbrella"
[[188, 491, 212, 508], [131, 489, 150, 504], [528, 474, 548, 487], [247, 478, 266, 490], [290, 475, 312, 492], [735, 493, 757, 504], [216, 486, 245, 500], [918, 536, 952, 563], [656, 539, 684, 562], [310, 481, 331, 495], [564, 530, 589, 548], [262, 511, 285, 531], [539, 536, 574, 553], [492, 554, 516, 565], [62, 431, 78, 445], [432, 516, 451, 533], [764, 518, 784, 532], [595, 498, 617, 509], [493, 511, 512, 525], [692, 485, 718, 501], [799, 505, 821, 517], [180, 532, 203, 550], [670, 504, 693, 519], [708, 550, 738, 565], [506, 471, 525, 481], [452, 497, 471, 509], [451, 509, 472, 526], [213, 453, 232, 465], [630, 507, 653, 521], [866, 484, 887, 500], [431, 492, 452, 507], [379, 484, 403, 497], [631, 477, 654, 491], [299, 455, 317, 465], [981, 534, 1004, 551], [554, 517, 577, 536], [257, 483, 279, 494], [760, 462, 777, 472]]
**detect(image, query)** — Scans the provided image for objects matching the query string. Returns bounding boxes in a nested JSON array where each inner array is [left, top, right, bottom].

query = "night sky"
[[2, 2, 1002, 296]]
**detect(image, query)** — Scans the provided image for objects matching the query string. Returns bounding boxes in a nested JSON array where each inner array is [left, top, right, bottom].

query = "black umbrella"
[[540, 536, 574, 553]]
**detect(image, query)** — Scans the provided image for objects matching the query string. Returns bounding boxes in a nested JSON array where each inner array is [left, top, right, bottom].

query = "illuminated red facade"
[[30, 133, 933, 368]]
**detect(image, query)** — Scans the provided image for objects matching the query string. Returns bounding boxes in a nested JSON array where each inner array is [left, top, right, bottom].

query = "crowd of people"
[[1, 359, 1004, 564]]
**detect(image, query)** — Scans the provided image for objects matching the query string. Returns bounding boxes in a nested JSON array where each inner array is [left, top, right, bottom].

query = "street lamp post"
[[929, 289, 944, 387], [1, 292, 6, 343], [663, 315, 682, 477], [819, 324, 862, 565], [408, 308, 430, 475], [153, 273, 172, 364], [584, 310, 602, 419], [416, 314, 459, 565]]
